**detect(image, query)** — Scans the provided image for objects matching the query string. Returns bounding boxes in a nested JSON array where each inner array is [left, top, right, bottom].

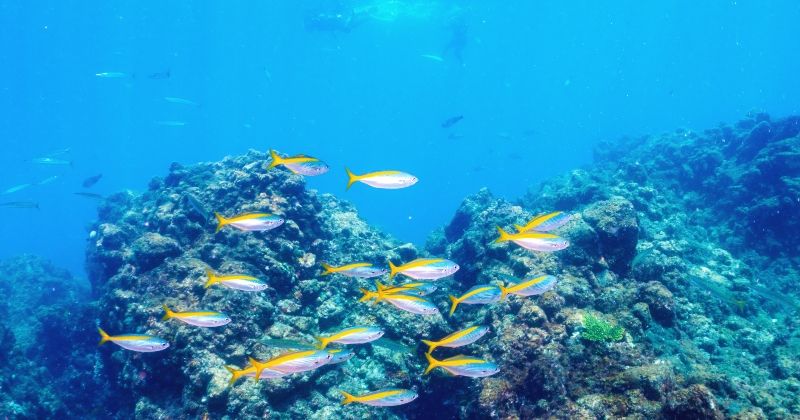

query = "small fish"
[[340, 389, 418, 407], [0, 201, 39, 209], [249, 350, 332, 379], [498, 274, 557, 300], [424, 353, 499, 377], [204, 269, 268, 292], [74, 192, 104, 200], [1, 183, 31, 195], [148, 69, 171, 79], [32, 157, 71, 165], [37, 175, 60, 185], [154, 120, 186, 127], [381, 293, 439, 315], [164, 96, 199, 106], [225, 364, 285, 385], [515, 211, 572, 233], [495, 227, 569, 252], [95, 72, 129, 78], [214, 212, 284, 233], [267, 150, 329, 176], [441, 115, 464, 128], [345, 168, 418, 190], [44, 147, 71, 157], [421, 54, 444, 62], [327, 348, 355, 364], [97, 327, 169, 352], [448, 285, 501, 315], [316, 326, 384, 349], [185, 194, 210, 221], [82, 174, 103, 188], [161, 304, 231, 327], [422, 325, 489, 354], [372, 337, 412, 353], [389, 258, 459, 280], [383, 282, 438, 297], [321, 262, 387, 278], [260, 338, 317, 350]]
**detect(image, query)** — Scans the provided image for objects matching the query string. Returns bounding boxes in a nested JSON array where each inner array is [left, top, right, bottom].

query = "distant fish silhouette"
[[74, 192, 104, 200], [441, 115, 463, 128], [154, 121, 186, 127], [164, 97, 199, 106], [420, 54, 444, 62], [148, 69, 171, 79], [1, 183, 31, 195], [82, 174, 103, 188], [95, 72, 129, 78], [37, 175, 60, 185], [0, 201, 39, 209]]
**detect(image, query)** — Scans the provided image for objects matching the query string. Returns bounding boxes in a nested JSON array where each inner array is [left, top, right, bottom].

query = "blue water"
[[1, 1, 798, 277]]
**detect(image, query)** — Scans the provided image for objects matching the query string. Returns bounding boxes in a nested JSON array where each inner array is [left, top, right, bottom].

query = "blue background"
[[1, 1, 798, 277]]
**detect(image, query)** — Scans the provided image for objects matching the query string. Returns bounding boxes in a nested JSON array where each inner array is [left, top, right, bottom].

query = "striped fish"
[[499, 274, 557, 299], [448, 285, 501, 316], [422, 325, 489, 354], [340, 388, 418, 407], [214, 212, 284, 233], [515, 211, 572, 233], [495, 227, 569, 252], [161, 304, 231, 327], [389, 258, 460, 281], [204, 269, 268, 292], [268, 150, 329, 176], [97, 327, 169, 353], [424, 353, 499, 378], [317, 326, 384, 349]]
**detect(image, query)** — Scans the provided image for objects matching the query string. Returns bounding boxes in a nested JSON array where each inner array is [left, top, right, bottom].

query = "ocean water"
[[2, 2, 800, 419], [2, 1, 798, 276]]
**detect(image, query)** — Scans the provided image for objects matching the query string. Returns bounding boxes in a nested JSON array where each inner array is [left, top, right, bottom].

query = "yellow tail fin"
[[358, 288, 374, 303], [388, 261, 399, 279], [321, 263, 335, 276], [448, 295, 460, 316], [316, 336, 330, 350], [423, 352, 440, 375], [339, 390, 357, 405], [345, 168, 360, 190], [494, 226, 512, 243], [514, 224, 526, 233], [204, 269, 218, 288], [421, 339, 438, 354], [267, 149, 283, 169], [249, 357, 265, 382], [98, 327, 111, 346], [225, 365, 243, 386], [214, 212, 227, 233], [161, 304, 174, 321], [499, 284, 510, 301]]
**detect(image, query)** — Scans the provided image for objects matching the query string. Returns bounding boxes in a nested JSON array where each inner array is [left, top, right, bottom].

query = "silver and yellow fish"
[[321, 262, 387, 278], [448, 284, 501, 316], [161, 304, 231, 327], [389, 258, 459, 281], [345, 168, 418, 190], [424, 353, 499, 377], [249, 350, 332, 380], [515, 211, 572, 233], [499, 274, 557, 300], [316, 326, 384, 349], [204, 269, 268, 292], [268, 149, 329, 176], [97, 327, 169, 352], [422, 325, 489, 354], [214, 212, 284, 233], [340, 388, 418, 407], [495, 227, 569, 252]]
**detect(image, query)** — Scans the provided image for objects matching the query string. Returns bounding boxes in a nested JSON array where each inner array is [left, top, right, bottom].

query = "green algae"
[[581, 313, 625, 342]]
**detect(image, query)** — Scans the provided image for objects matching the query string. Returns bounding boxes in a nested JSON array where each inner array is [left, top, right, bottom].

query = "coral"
[[580, 312, 625, 342]]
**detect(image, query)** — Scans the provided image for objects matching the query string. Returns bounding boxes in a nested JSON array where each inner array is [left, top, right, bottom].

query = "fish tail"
[[388, 261, 399, 279], [161, 304, 174, 321], [499, 284, 510, 301], [345, 168, 359, 190], [224, 365, 243, 386], [248, 357, 265, 382], [375, 280, 386, 292], [320, 263, 335, 276], [267, 149, 283, 169], [423, 352, 439, 375], [97, 327, 111, 346], [214, 212, 227, 233], [448, 295, 460, 316], [339, 390, 357, 405], [358, 288, 373, 303], [495, 226, 512, 243], [204, 269, 218, 289], [421, 339, 438, 354], [316, 336, 330, 350]]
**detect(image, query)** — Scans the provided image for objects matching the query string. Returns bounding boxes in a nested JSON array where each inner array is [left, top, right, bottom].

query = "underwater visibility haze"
[[1, 1, 800, 419]]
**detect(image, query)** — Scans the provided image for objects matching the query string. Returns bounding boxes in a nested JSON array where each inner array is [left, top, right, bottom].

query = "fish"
[[421, 54, 444, 62], [515, 211, 572, 233], [154, 120, 186, 127], [441, 115, 464, 128], [372, 337, 412, 353], [316, 326, 384, 349], [327, 348, 355, 364], [260, 338, 317, 350], [97, 327, 169, 352], [225, 364, 286, 385], [161, 304, 231, 327], [185, 194, 210, 221], [424, 353, 499, 377], [381, 293, 439, 315], [1, 183, 31, 195], [249, 350, 333, 379], [345, 168, 418, 190], [204, 269, 268, 292], [148, 69, 171, 79], [422, 325, 490, 354], [164, 96, 199, 106], [0, 201, 39, 209], [383, 282, 438, 297], [74, 192, 105, 200], [389, 258, 459, 280], [495, 227, 569, 252], [340, 389, 418, 407], [448, 285, 502, 315], [321, 262, 387, 278], [95, 72, 129, 78], [32, 157, 71, 165], [82, 174, 103, 188], [267, 150, 329, 176], [499, 274, 557, 300], [214, 212, 284, 233], [37, 175, 60, 185], [43, 147, 71, 157]]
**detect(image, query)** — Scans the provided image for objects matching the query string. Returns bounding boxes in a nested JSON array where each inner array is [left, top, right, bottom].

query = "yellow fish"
[[421, 325, 489, 354], [320, 262, 387, 278], [495, 227, 569, 252], [214, 212, 284, 233], [515, 211, 572, 233], [267, 150, 329, 176], [345, 168, 418, 190]]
